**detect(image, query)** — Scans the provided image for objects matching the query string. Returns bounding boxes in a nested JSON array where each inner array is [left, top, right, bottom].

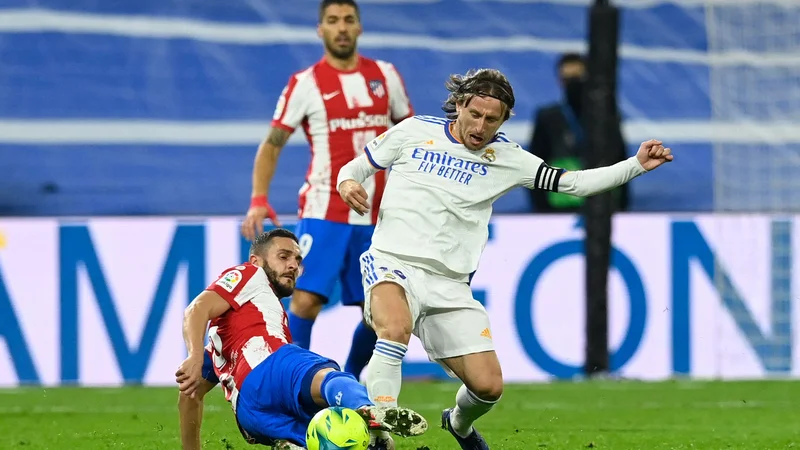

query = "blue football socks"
[[344, 321, 378, 378], [287, 312, 315, 350], [321, 370, 373, 409]]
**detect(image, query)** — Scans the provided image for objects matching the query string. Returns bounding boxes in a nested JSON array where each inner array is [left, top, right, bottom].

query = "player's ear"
[[316, 24, 323, 39], [248, 254, 260, 266]]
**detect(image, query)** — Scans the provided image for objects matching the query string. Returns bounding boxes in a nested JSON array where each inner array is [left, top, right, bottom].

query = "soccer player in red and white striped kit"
[[240, 0, 413, 403]]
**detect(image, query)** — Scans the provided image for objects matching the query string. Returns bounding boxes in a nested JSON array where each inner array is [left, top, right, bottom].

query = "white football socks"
[[366, 339, 407, 446], [450, 384, 499, 438], [366, 339, 407, 408]]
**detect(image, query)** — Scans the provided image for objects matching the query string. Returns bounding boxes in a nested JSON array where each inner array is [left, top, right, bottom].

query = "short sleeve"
[[518, 150, 566, 192], [270, 72, 311, 133], [206, 264, 260, 310], [363, 121, 409, 170], [378, 61, 413, 123]]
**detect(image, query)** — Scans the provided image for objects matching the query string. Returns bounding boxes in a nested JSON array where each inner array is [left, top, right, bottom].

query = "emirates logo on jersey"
[[329, 111, 389, 132]]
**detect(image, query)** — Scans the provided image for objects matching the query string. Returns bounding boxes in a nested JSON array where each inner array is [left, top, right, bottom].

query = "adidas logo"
[[480, 328, 492, 339]]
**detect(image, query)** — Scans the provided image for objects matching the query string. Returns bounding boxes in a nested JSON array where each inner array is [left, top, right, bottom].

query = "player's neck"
[[324, 53, 360, 72], [449, 121, 465, 144]]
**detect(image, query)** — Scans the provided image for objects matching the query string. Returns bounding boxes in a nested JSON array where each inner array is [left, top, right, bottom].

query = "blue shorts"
[[294, 218, 375, 305], [234, 344, 339, 446], [201, 351, 219, 385]]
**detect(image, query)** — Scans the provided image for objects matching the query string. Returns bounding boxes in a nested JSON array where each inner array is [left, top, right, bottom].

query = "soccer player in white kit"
[[336, 68, 674, 449]]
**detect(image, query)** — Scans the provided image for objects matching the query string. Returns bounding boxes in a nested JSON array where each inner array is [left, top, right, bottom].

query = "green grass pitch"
[[2, 380, 799, 449]]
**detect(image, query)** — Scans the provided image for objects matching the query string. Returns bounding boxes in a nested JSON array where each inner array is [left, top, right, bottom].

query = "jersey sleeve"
[[518, 148, 647, 196], [270, 72, 312, 133], [517, 148, 566, 192], [206, 264, 261, 311], [378, 61, 413, 123], [363, 120, 410, 170]]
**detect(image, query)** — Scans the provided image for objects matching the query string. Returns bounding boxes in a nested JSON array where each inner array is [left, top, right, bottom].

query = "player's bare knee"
[[376, 322, 411, 344], [470, 376, 504, 402], [464, 360, 504, 401], [289, 290, 324, 319]]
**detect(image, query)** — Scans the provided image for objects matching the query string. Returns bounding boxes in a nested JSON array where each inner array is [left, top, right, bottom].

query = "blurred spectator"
[[527, 52, 629, 213]]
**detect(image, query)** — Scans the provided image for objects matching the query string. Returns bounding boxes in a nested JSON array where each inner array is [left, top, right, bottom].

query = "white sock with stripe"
[[450, 384, 499, 438], [366, 339, 407, 408]]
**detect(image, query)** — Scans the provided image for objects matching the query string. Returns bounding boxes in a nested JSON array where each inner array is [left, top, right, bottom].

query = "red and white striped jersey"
[[271, 56, 413, 225], [203, 263, 291, 411]]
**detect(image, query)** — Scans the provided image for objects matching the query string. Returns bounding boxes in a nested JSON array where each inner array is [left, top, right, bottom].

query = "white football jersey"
[[364, 115, 562, 279]]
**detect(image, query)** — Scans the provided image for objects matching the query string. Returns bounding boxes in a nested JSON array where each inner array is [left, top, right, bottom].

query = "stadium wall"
[[2, 1, 786, 216], [0, 214, 796, 387]]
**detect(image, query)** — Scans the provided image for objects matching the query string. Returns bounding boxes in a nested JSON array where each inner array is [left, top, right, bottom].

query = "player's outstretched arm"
[[178, 378, 216, 450], [176, 291, 231, 398], [522, 139, 672, 197], [241, 127, 291, 240]]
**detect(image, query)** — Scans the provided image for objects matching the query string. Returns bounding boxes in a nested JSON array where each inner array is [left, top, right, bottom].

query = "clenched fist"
[[635, 139, 674, 171]]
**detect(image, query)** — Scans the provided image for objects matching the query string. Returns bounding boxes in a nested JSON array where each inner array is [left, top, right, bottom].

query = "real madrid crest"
[[481, 148, 496, 163]]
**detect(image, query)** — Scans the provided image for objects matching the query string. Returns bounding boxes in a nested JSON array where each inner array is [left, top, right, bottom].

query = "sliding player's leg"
[[237, 342, 427, 448], [416, 279, 500, 450], [310, 367, 427, 437]]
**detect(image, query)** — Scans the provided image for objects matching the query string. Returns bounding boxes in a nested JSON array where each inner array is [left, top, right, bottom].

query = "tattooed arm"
[[251, 127, 291, 202]]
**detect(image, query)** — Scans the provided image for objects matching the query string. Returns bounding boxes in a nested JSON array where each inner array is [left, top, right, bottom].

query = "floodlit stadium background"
[[1, 0, 800, 387]]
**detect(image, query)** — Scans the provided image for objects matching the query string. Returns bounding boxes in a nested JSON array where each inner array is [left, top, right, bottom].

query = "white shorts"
[[359, 248, 494, 376]]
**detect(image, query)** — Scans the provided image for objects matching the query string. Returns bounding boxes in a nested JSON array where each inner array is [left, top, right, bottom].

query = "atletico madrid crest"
[[369, 80, 386, 98]]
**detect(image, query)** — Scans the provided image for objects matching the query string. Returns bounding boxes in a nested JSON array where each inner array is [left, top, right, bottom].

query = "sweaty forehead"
[[467, 96, 504, 118]]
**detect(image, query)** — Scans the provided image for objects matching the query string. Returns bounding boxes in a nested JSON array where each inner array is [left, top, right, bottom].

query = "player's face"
[[318, 4, 362, 60], [455, 95, 506, 150], [252, 237, 303, 298]]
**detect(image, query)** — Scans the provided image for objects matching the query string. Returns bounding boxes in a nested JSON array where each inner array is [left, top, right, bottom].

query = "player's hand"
[[339, 180, 370, 216], [635, 139, 674, 171], [241, 203, 281, 241], [175, 354, 205, 399]]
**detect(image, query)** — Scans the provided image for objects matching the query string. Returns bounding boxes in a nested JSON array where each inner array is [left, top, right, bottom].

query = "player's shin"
[[319, 370, 372, 410], [450, 384, 500, 438], [365, 339, 407, 408]]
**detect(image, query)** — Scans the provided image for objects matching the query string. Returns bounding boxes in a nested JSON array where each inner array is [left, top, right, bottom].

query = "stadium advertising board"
[[0, 214, 797, 387]]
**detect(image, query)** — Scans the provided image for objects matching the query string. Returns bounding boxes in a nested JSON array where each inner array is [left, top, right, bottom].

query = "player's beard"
[[262, 264, 295, 299], [325, 35, 357, 60]]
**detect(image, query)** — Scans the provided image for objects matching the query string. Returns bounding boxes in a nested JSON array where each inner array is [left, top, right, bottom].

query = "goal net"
[[709, 2, 800, 212], [706, 1, 798, 378]]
